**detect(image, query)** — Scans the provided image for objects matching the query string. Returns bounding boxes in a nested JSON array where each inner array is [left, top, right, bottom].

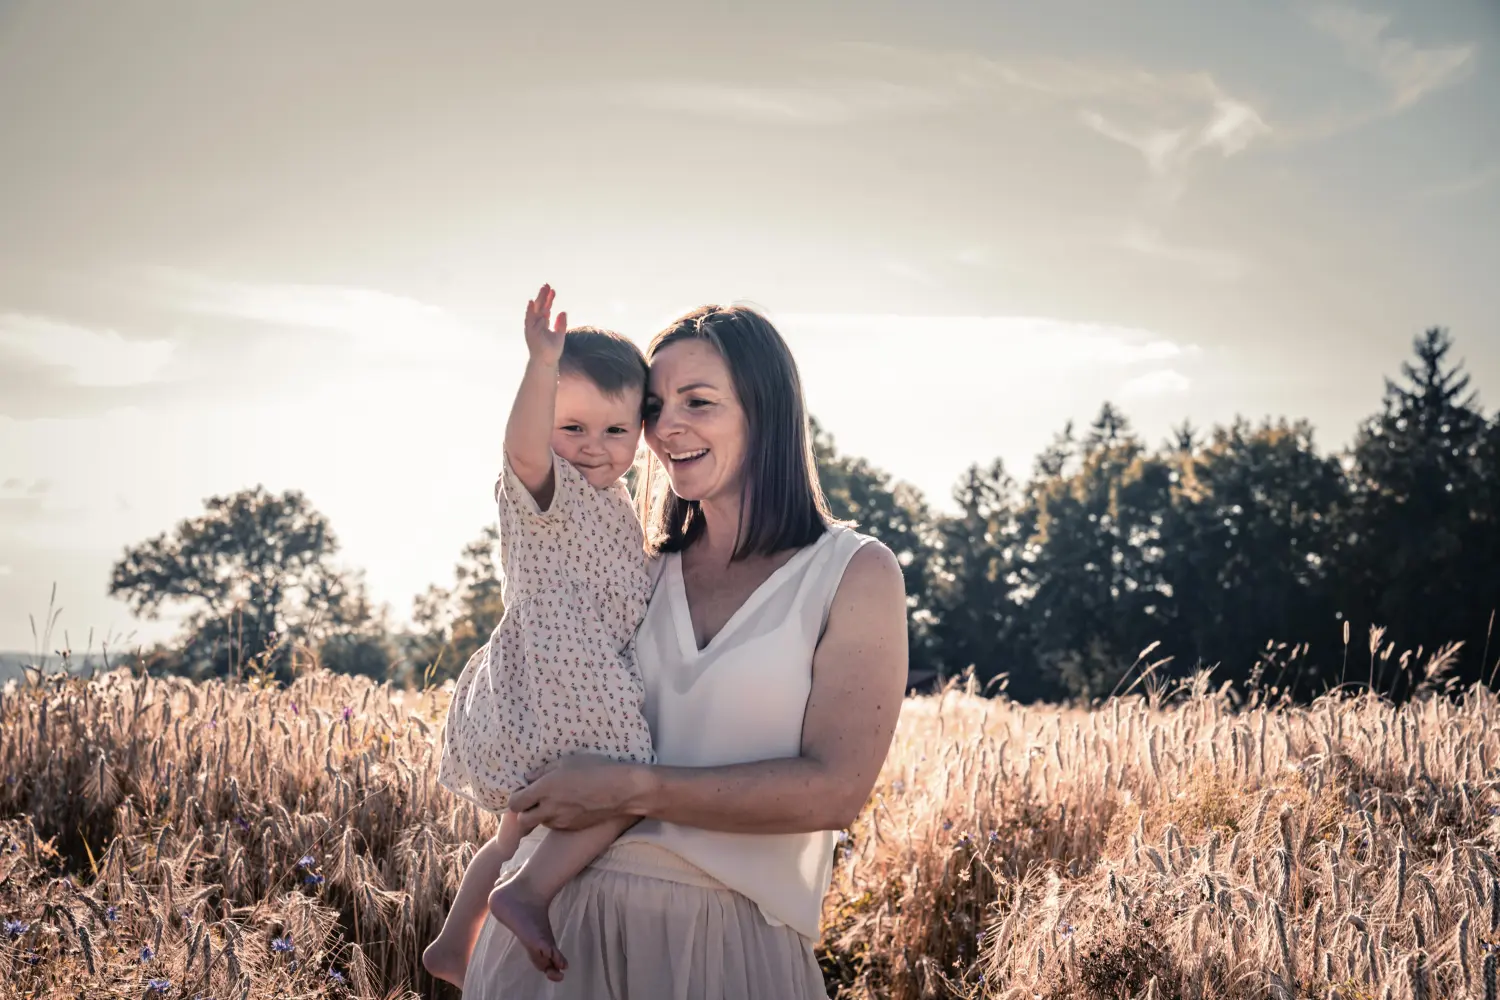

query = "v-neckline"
[[670, 534, 831, 660]]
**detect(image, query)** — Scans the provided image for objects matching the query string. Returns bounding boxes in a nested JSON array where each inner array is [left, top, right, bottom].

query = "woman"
[[462, 303, 909, 999]]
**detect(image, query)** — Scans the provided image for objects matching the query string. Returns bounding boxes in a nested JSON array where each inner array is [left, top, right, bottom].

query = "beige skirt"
[[462, 842, 829, 1000]]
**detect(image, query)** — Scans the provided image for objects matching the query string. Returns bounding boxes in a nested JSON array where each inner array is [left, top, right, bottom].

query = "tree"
[[812, 417, 939, 682], [1156, 418, 1346, 694], [1336, 328, 1497, 689], [925, 458, 1034, 695], [404, 523, 506, 684], [109, 486, 380, 681], [1013, 404, 1174, 699]]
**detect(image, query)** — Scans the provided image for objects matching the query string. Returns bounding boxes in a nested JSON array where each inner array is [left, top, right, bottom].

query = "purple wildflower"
[[3, 919, 29, 938], [271, 934, 294, 954], [140, 944, 155, 963], [146, 979, 171, 994]]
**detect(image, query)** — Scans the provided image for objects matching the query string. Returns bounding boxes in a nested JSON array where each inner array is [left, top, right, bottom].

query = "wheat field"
[[1, 649, 1496, 1000]]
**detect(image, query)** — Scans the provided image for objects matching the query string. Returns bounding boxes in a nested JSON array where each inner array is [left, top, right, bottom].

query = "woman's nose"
[[652, 405, 684, 438]]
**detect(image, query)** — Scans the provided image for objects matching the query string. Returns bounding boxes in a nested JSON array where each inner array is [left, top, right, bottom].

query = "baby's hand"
[[525, 284, 567, 366]]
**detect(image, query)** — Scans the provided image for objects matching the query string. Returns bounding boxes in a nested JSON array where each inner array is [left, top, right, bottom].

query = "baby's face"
[[552, 373, 643, 489]]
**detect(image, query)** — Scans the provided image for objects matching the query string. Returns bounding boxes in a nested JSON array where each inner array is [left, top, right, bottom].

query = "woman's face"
[[645, 339, 749, 505]]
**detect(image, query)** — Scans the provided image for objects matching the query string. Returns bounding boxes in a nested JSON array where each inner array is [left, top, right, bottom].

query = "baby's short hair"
[[559, 327, 648, 399]]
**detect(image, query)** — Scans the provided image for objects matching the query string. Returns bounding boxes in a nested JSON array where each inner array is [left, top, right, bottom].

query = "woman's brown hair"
[[640, 304, 832, 559]]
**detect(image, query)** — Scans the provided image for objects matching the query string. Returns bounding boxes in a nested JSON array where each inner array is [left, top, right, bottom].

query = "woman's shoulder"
[[829, 529, 902, 586], [818, 523, 893, 566], [805, 525, 903, 606]]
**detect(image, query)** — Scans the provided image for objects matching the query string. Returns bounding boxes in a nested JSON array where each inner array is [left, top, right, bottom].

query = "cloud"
[[1117, 225, 1249, 282], [611, 79, 954, 123], [0, 315, 174, 387], [1121, 369, 1192, 398], [1306, 4, 1475, 111], [1418, 163, 1500, 201], [2, 479, 54, 497], [611, 43, 1271, 173], [882, 261, 940, 286], [144, 270, 490, 362], [1077, 89, 1268, 210], [615, 44, 1267, 280], [778, 312, 1195, 371]]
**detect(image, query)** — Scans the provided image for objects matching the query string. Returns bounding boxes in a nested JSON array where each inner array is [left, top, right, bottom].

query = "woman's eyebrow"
[[675, 382, 714, 394]]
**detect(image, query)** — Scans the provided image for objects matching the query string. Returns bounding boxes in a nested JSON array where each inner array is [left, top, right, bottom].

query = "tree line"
[[109, 328, 1500, 703]]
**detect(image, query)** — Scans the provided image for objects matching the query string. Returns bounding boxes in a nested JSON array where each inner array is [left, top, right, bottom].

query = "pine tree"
[[1338, 328, 1495, 690]]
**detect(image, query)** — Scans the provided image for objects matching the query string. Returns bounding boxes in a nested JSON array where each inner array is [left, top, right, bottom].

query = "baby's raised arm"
[[504, 284, 568, 508]]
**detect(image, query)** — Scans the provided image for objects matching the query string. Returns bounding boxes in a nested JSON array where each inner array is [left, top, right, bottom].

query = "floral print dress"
[[437, 451, 655, 813]]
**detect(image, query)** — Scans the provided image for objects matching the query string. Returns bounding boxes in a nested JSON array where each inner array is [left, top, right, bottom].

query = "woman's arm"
[[511, 540, 909, 834], [505, 284, 567, 504]]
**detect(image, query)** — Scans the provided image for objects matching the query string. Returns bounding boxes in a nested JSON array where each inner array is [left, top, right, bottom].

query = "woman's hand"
[[524, 283, 567, 367], [508, 754, 649, 831]]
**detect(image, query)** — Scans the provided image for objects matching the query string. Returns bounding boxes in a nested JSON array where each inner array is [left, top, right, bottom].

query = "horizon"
[[2, 0, 1497, 650]]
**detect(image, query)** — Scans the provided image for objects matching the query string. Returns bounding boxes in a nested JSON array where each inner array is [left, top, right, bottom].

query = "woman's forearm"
[[625, 756, 863, 835]]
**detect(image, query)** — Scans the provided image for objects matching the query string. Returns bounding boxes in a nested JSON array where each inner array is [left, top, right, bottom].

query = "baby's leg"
[[422, 813, 524, 989], [488, 815, 637, 982]]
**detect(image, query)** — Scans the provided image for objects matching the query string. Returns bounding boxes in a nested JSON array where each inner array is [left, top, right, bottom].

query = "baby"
[[424, 284, 655, 986]]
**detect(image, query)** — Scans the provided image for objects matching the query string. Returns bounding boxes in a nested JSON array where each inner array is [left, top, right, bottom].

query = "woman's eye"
[[687, 397, 712, 409]]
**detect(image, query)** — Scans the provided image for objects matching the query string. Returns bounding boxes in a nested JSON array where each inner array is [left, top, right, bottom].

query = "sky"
[[1, 0, 1497, 653]]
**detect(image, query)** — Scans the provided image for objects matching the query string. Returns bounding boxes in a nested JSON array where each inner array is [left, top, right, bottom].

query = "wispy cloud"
[[1306, 3, 1475, 111], [1056, 68, 1265, 276], [1117, 225, 1249, 282], [1417, 163, 1500, 201], [1080, 96, 1269, 206], [613, 43, 1268, 282], [610, 42, 1273, 179], [0, 479, 52, 497], [612, 79, 954, 123], [143, 270, 491, 362], [0, 315, 174, 387], [882, 261, 940, 287], [1120, 369, 1192, 398], [779, 312, 1195, 371]]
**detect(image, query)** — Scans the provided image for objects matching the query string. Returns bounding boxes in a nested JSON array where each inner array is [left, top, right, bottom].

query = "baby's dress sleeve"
[[495, 449, 590, 530]]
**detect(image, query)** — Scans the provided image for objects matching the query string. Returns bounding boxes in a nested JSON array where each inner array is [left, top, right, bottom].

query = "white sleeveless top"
[[611, 523, 875, 940]]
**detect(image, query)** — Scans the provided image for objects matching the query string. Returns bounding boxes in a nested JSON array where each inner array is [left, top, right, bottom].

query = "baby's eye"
[[559, 424, 583, 433], [606, 426, 631, 435]]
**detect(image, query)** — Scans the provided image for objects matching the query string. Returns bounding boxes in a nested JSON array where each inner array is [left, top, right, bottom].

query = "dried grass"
[[2, 661, 1498, 1000]]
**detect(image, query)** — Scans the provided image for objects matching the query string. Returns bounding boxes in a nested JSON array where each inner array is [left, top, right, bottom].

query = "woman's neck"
[[692, 493, 744, 566]]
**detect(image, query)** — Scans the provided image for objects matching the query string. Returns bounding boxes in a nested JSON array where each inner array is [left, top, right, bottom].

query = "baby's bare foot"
[[489, 878, 567, 982], [422, 933, 469, 990]]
